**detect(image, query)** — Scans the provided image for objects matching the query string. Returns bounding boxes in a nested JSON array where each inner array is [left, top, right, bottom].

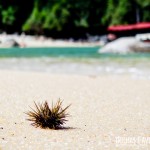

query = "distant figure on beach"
[[107, 33, 117, 42]]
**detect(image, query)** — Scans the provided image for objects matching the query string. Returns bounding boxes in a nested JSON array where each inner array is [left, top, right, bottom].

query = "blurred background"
[[0, 0, 150, 78], [0, 0, 149, 38]]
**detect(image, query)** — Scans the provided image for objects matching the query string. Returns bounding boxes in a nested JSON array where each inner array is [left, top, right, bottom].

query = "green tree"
[[43, 1, 70, 31], [102, 0, 117, 25], [1, 6, 16, 26], [22, 0, 43, 34], [111, 0, 132, 25], [136, 0, 150, 21]]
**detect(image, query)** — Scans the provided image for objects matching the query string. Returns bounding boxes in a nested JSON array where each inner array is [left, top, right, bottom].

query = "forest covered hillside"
[[0, 0, 150, 38]]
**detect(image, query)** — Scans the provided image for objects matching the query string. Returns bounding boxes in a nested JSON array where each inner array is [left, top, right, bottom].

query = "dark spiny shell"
[[26, 100, 70, 129]]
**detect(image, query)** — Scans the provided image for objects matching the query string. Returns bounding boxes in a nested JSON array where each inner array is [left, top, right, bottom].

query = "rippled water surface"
[[0, 47, 150, 78]]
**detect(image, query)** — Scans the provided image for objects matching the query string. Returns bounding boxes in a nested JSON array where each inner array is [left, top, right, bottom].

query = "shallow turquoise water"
[[0, 47, 150, 78], [0, 47, 150, 58], [0, 47, 99, 58]]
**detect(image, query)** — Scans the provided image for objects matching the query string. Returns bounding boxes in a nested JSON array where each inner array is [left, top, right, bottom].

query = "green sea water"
[[0, 46, 150, 59], [0, 47, 99, 58], [0, 47, 150, 78]]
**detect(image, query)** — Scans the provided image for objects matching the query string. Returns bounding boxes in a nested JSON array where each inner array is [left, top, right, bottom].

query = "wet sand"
[[0, 70, 150, 150]]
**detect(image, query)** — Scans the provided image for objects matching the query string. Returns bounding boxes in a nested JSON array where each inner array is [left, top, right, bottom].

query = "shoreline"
[[0, 34, 103, 48], [0, 70, 150, 149]]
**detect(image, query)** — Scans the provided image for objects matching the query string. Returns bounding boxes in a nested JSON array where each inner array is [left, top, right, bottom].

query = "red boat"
[[108, 22, 150, 32]]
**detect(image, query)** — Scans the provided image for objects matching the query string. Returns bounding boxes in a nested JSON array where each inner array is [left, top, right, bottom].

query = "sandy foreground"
[[0, 70, 150, 150]]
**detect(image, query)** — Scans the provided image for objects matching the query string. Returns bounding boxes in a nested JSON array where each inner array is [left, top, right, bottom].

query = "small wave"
[[0, 57, 150, 79]]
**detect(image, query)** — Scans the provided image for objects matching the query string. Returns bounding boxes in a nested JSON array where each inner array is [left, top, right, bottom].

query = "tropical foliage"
[[0, 0, 149, 37]]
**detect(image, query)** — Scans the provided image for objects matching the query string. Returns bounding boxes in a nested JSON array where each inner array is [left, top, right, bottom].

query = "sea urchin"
[[26, 100, 71, 129]]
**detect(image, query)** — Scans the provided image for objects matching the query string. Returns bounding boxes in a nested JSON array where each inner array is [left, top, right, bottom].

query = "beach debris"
[[26, 99, 71, 129]]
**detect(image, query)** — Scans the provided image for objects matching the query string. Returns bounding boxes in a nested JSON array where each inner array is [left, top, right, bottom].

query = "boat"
[[108, 22, 150, 32]]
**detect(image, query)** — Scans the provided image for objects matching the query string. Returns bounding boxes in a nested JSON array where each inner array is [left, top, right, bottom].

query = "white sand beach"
[[0, 70, 150, 150], [0, 34, 102, 48]]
